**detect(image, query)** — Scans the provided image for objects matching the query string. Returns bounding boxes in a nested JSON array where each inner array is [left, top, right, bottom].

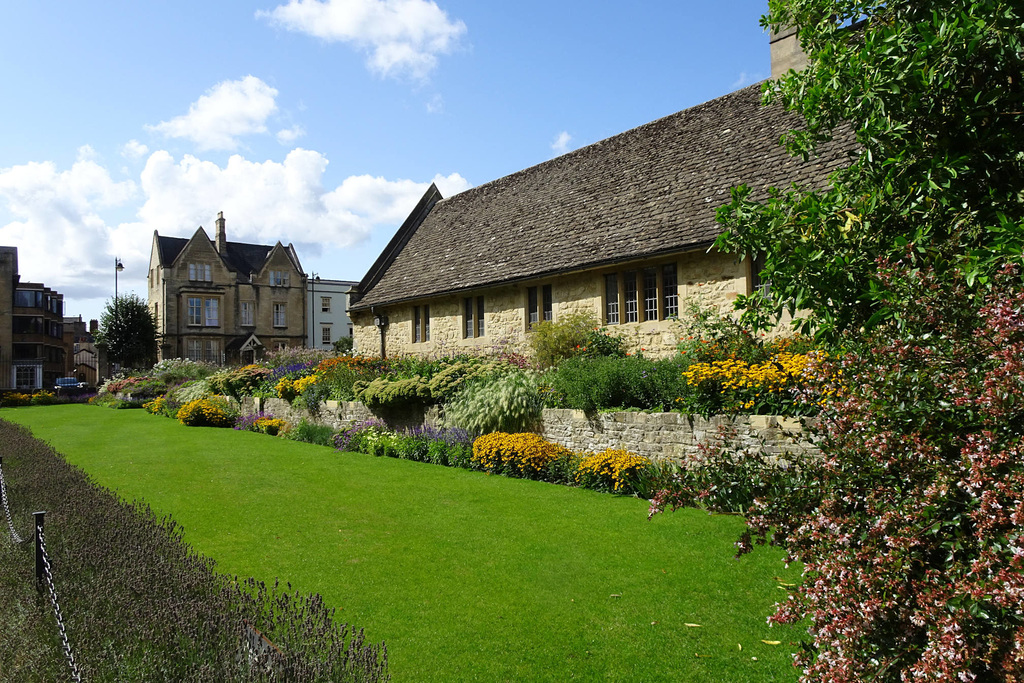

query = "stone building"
[[348, 77, 851, 359], [148, 213, 307, 364]]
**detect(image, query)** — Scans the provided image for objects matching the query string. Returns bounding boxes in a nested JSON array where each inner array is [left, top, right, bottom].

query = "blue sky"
[[0, 0, 773, 323]]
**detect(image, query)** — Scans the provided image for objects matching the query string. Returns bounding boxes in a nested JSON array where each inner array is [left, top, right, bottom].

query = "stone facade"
[[149, 213, 307, 364], [352, 248, 749, 359]]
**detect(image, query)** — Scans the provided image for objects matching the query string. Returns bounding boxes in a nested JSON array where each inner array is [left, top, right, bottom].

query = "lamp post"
[[113, 258, 124, 370], [309, 272, 322, 348]]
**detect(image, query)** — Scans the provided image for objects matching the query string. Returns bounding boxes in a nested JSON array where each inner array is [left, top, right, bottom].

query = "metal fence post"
[[34, 510, 46, 590]]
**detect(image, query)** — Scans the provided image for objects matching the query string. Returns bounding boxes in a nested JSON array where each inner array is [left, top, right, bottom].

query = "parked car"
[[55, 377, 88, 391]]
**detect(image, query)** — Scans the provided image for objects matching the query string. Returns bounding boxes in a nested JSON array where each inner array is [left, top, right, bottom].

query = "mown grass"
[[4, 405, 805, 682]]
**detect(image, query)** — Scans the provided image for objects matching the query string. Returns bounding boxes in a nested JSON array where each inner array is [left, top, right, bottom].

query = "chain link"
[[37, 526, 83, 683], [0, 461, 26, 544]]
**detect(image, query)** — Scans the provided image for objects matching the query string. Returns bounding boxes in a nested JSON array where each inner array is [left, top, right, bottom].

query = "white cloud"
[[77, 145, 98, 163], [131, 150, 470, 250], [425, 93, 444, 114], [730, 71, 766, 89], [146, 76, 280, 151], [121, 140, 150, 159], [551, 131, 573, 155], [0, 147, 470, 318], [0, 158, 138, 300], [276, 125, 306, 144], [257, 0, 467, 81]]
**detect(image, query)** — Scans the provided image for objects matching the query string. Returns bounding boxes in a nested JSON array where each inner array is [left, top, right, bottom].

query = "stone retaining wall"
[[538, 410, 819, 464], [239, 397, 819, 464]]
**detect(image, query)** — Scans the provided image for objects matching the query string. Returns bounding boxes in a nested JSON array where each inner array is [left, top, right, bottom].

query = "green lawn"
[[4, 405, 805, 682]]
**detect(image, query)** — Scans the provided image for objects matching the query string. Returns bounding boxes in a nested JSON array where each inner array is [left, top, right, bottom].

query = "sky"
[[0, 0, 774, 324]]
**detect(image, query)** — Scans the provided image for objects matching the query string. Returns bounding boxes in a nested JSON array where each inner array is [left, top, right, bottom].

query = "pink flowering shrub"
[[653, 263, 1024, 681]]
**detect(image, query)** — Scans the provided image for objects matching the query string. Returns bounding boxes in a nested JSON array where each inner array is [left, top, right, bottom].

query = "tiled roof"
[[157, 235, 277, 283], [352, 83, 853, 310]]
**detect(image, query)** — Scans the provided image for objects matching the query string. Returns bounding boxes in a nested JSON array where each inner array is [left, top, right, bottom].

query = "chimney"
[[769, 26, 809, 78], [215, 211, 227, 253], [89, 319, 98, 333]]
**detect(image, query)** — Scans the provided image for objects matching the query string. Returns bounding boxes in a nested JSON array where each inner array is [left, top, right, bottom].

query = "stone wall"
[[538, 410, 819, 464], [241, 396, 818, 464], [240, 397, 440, 433]]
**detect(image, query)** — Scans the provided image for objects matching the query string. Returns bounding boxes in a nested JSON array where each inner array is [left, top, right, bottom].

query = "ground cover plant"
[[5, 405, 808, 682], [0, 418, 387, 682]]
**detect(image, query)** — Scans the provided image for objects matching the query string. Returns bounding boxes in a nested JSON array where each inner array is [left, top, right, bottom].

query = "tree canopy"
[[715, 0, 1024, 339], [94, 292, 159, 370]]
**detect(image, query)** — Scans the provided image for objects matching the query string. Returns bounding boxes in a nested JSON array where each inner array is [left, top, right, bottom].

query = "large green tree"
[[94, 292, 159, 370], [716, 0, 1024, 339]]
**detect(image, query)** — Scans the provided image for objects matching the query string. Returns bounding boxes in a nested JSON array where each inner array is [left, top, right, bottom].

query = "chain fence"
[[1, 456, 84, 681], [0, 456, 26, 544], [37, 523, 83, 682]]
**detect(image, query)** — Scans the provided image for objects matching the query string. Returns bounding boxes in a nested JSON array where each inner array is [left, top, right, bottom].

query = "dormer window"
[[270, 270, 289, 286], [188, 263, 212, 282]]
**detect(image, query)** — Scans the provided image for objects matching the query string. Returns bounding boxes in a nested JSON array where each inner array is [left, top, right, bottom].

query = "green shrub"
[[443, 370, 543, 434], [168, 379, 212, 404], [151, 358, 217, 385], [426, 360, 500, 403], [546, 355, 688, 412], [30, 391, 57, 406], [1, 392, 35, 407], [355, 376, 432, 411], [209, 365, 274, 400], [285, 419, 335, 446], [526, 311, 601, 368]]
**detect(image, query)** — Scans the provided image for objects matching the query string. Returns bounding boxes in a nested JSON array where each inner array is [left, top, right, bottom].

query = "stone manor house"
[[148, 213, 307, 364], [348, 30, 849, 358]]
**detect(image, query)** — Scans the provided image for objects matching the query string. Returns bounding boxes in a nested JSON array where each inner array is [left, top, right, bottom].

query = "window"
[[322, 326, 332, 345], [186, 339, 220, 364], [188, 263, 212, 282], [605, 274, 619, 324], [14, 290, 42, 308], [605, 262, 679, 324], [205, 340, 220, 364], [662, 264, 679, 318], [188, 297, 219, 326], [273, 303, 287, 327], [413, 305, 431, 343], [274, 341, 288, 351], [643, 268, 658, 321], [204, 299, 219, 327], [241, 301, 254, 326], [623, 271, 639, 323], [321, 296, 331, 313], [270, 270, 289, 286], [15, 365, 38, 389], [187, 298, 202, 326], [465, 296, 485, 338], [12, 317, 42, 334], [527, 287, 551, 328], [751, 253, 770, 298]]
